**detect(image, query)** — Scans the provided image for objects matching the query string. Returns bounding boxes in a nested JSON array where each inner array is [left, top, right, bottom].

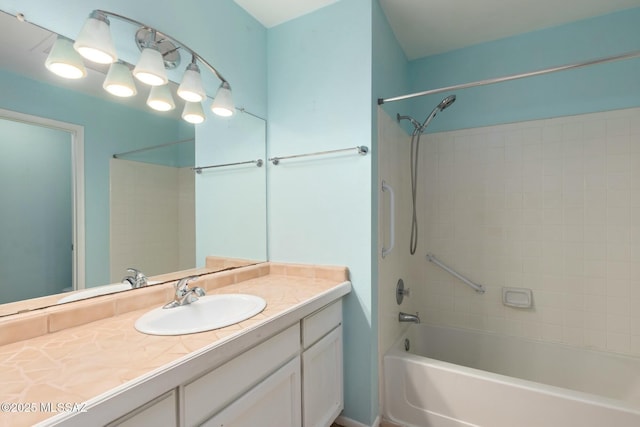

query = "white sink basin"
[[134, 294, 267, 336]]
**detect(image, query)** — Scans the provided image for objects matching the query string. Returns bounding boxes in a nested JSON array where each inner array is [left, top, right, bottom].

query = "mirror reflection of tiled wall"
[[109, 158, 195, 282]]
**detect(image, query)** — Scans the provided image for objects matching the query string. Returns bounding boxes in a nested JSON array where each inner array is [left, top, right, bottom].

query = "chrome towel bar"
[[269, 145, 368, 165], [193, 159, 263, 173]]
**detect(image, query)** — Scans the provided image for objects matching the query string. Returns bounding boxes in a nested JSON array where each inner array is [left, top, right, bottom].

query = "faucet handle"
[[127, 267, 141, 275], [175, 275, 199, 291]]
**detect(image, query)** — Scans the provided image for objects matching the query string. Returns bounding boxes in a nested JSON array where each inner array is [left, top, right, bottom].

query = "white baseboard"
[[336, 414, 381, 427]]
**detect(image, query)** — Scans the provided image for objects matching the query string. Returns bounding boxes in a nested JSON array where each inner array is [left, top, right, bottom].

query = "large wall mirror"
[[0, 10, 267, 316]]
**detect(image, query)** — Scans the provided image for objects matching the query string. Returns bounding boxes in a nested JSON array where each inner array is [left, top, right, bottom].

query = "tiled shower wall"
[[413, 107, 640, 357]]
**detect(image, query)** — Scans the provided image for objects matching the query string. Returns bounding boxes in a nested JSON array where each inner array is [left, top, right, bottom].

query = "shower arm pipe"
[[95, 9, 229, 85], [378, 49, 640, 105], [426, 254, 485, 294]]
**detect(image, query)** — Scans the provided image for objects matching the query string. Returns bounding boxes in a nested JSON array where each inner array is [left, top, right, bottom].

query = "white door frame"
[[0, 108, 85, 290]]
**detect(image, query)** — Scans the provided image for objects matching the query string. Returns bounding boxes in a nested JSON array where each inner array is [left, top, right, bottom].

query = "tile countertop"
[[0, 263, 351, 427]]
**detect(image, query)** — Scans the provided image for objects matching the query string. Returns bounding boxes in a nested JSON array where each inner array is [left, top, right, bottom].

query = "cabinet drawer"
[[302, 300, 342, 349], [107, 390, 176, 427], [184, 324, 300, 426]]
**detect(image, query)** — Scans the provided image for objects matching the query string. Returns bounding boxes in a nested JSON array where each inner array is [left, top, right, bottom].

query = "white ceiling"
[[234, 0, 640, 60], [234, 0, 339, 28]]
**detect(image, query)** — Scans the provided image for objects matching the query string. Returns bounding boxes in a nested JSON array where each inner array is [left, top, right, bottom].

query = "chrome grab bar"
[[381, 180, 395, 258], [426, 254, 485, 294]]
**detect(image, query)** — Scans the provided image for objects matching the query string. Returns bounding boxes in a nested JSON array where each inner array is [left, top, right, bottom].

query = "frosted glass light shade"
[[211, 82, 234, 117], [177, 63, 205, 103], [45, 36, 87, 79], [73, 11, 117, 64], [103, 62, 137, 97], [147, 85, 175, 111], [133, 47, 168, 86], [182, 102, 206, 124]]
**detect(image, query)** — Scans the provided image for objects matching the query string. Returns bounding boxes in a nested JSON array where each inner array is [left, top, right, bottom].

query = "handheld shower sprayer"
[[420, 94, 456, 131], [395, 94, 457, 254]]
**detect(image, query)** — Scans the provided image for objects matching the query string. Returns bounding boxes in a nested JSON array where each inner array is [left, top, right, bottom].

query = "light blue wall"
[[267, 0, 375, 423], [0, 120, 71, 303], [0, 69, 186, 287], [405, 7, 640, 133], [196, 111, 267, 263]]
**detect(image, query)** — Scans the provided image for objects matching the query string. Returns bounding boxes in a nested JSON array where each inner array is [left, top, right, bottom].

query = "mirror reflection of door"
[[0, 117, 73, 304]]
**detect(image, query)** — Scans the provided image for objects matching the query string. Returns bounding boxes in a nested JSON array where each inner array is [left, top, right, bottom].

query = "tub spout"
[[399, 312, 420, 323]]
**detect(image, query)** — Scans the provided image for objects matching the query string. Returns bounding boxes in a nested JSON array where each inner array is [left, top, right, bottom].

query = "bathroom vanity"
[[0, 263, 350, 427]]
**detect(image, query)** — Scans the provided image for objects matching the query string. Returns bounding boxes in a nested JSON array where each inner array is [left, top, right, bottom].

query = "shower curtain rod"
[[112, 137, 195, 158], [377, 49, 640, 105]]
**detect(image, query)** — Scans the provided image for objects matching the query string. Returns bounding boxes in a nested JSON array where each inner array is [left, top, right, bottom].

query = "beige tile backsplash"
[[414, 107, 640, 357], [0, 262, 348, 347]]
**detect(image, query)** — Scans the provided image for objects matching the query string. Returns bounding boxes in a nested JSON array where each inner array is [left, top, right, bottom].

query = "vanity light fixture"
[[182, 101, 206, 124], [147, 84, 175, 111], [133, 34, 169, 86], [211, 82, 235, 117], [177, 56, 206, 103], [73, 11, 117, 64], [60, 9, 235, 123], [45, 36, 87, 79], [103, 61, 137, 97]]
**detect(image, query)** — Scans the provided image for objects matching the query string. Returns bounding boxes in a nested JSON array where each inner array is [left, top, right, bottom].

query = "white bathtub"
[[383, 324, 640, 427]]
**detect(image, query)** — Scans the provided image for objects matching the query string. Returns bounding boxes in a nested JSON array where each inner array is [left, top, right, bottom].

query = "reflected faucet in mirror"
[[121, 268, 148, 289]]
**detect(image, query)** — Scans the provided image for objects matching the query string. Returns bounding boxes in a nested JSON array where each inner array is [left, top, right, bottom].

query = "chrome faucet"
[[122, 268, 148, 288], [163, 276, 205, 309], [399, 312, 420, 323]]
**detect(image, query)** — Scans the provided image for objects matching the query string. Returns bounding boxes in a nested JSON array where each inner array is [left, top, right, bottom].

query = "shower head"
[[438, 94, 456, 111], [420, 94, 456, 130]]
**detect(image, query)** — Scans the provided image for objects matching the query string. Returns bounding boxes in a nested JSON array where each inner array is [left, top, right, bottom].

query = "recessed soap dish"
[[502, 287, 533, 309]]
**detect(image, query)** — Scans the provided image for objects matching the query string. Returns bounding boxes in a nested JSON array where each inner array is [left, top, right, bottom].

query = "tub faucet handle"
[[396, 279, 411, 304]]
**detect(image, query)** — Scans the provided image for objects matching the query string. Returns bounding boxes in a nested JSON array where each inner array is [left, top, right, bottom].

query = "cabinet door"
[[302, 326, 343, 427], [202, 356, 301, 427], [184, 324, 299, 426]]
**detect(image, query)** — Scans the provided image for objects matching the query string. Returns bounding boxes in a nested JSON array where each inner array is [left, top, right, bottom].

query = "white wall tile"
[[413, 107, 640, 357]]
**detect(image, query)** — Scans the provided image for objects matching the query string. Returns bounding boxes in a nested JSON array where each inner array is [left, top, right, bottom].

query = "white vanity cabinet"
[[55, 297, 345, 427], [301, 301, 344, 427]]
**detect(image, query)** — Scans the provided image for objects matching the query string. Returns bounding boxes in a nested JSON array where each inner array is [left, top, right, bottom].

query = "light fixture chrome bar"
[[269, 145, 369, 165], [193, 159, 264, 173], [426, 253, 485, 294], [112, 137, 194, 158], [94, 9, 229, 84], [378, 49, 640, 105]]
